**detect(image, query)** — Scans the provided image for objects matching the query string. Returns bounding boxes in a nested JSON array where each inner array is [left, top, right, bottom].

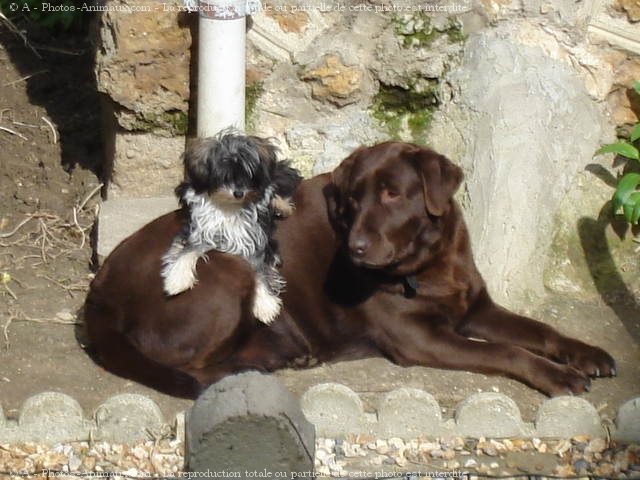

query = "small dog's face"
[[330, 142, 463, 275], [181, 134, 278, 210]]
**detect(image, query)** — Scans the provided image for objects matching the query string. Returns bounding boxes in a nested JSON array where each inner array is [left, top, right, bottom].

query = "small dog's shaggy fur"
[[161, 132, 302, 324]]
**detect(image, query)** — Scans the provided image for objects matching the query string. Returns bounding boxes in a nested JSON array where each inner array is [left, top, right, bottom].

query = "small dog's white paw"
[[162, 250, 200, 296], [252, 281, 282, 325]]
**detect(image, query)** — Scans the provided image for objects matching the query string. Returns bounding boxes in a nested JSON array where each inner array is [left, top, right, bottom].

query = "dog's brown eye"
[[381, 188, 399, 202]]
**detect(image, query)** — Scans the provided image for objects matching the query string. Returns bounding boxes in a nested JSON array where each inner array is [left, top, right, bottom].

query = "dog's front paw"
[[252, 282, 282, 325], [164, 272, 197, 296], [561, 340, 616, 378], [537, 360, 591, 397], [162, 250, 200, 296]]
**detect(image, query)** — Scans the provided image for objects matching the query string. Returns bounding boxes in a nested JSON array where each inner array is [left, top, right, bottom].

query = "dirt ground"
[[0, 24, 638, 429]]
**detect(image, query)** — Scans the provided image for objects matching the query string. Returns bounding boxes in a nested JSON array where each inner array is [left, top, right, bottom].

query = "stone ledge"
[[97, 196, 178, 261]]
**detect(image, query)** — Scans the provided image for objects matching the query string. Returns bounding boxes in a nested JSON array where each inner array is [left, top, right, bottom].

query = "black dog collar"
[[403, 275, 418, 298]]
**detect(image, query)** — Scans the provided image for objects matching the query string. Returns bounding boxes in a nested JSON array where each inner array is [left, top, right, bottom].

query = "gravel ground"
[[0, 437, 638, 479], [314, 436, 640, 479], [0, 439, 183, 479]]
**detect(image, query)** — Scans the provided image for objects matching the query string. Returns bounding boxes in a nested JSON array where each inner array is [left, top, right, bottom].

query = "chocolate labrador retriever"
[[84, 142, 615, 398]]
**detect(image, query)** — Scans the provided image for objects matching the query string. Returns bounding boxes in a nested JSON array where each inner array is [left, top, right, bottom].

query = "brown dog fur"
[[85, 142, 615, 398]]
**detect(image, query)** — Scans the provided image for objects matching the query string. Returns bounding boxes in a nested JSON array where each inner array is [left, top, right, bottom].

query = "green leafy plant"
[[596, 81, 640, 224]]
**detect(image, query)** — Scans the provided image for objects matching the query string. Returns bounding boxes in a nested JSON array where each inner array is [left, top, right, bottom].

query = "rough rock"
[[95, 0, 192, 133], [309, 111, 386, 176], [302, 55, 364, 106], [265, 6, 310, 33], [428, 28, 609, 307], [522, 0, 594, 32], [370, 14, 464, 89], [608, 57, 640, 125], [248, 3, 336, 63], [616, 0, 640, 22]]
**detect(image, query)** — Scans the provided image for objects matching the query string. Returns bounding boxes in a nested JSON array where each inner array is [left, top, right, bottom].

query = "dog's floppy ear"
[[332, 146, 364, 194], [411, 147, 463, 216], [327, 147, 364, 226], [183, 138, 216, 191]]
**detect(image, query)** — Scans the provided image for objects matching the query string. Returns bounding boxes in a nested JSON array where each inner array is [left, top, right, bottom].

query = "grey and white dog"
[[161, 133, 302, 324]]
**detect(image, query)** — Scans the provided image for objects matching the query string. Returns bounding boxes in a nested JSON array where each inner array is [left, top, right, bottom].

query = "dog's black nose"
[[233, 190, 245, 199]]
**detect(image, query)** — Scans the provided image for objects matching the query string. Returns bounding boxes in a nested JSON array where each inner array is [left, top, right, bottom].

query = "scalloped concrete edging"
[[615, 398, 640, 443], [0, 392, 176, 445], [0, 386, 638, 445], [300, 383, 640, 441]]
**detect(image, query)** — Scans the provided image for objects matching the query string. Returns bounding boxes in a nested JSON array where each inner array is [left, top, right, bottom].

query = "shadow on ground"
[[579, 202, 640, 344], [1, 17, 104, 177]]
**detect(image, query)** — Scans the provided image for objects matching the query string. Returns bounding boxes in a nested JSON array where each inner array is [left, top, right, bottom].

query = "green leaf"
[[634, 81, 640, 96], [622, 192, 640, 224], [613, 173, 640, 213], [596, 142, 640, 160], [631, 124, 640, 143], [632, 194, 640, 224]]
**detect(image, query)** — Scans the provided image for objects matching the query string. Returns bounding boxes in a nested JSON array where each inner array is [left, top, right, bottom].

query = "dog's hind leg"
[[251, 267, 284, 325], [85, 301, 202, 399], [271, 194, 294, 218], [161, 241, 202, 296]]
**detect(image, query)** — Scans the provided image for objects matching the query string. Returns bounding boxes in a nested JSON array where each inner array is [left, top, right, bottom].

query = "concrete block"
[[107, 132, 185, 199], [376, 388, 443, 438], [613, 397, 640, 442], [16, 392, 90, 443], [535, 396, 604, 438], [97, 196, 177, 259], [94, 394, 165, 443], [301, 383, 369, 437], [187, 372, 315, 479], [455, 392, 531, 438]]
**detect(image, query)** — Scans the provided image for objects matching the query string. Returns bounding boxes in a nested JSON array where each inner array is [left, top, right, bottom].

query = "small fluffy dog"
[[161, 133, 302, 324]]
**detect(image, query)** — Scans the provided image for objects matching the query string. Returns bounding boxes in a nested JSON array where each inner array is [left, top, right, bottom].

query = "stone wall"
[[425, 0, 640, 305], [95, 0, 640, 307], [96, 0, 192, 198]]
